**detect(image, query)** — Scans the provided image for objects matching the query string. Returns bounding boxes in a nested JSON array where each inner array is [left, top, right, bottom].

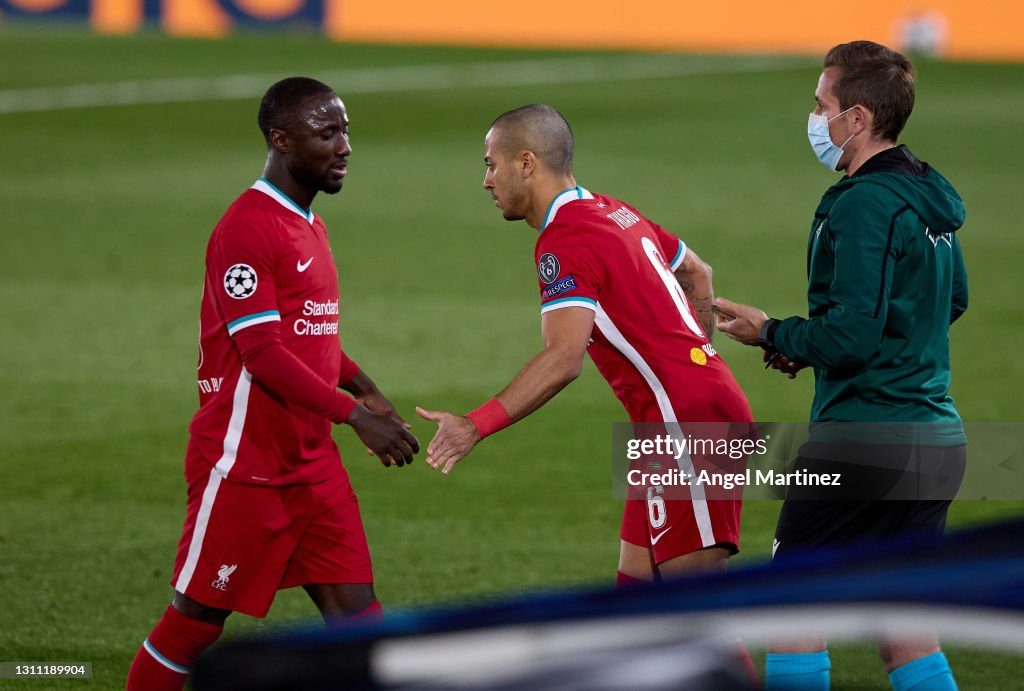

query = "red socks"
[[615, 571, 650, 587], [126, 605, 224, 691], [352, 600, 383, 619], [735, 643, 760, 687]]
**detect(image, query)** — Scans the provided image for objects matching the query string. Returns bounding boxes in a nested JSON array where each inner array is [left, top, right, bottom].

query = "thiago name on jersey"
[[294, 299, 339, 336]]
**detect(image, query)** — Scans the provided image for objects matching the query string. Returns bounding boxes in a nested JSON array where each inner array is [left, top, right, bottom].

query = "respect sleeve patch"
[[542, 275, 578, 299]]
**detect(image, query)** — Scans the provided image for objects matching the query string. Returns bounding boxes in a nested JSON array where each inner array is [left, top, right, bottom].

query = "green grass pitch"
[[0, 27, 1022, 689]]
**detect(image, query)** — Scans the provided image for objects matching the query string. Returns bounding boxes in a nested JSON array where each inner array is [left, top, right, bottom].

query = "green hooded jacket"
[[773, 146, 968, 444]]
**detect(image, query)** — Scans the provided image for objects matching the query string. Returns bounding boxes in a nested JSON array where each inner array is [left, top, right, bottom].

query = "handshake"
[[343, 389, 485, 476]]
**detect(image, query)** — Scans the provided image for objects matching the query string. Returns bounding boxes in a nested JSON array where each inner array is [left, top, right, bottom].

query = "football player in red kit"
[[417, 104, 754, 586], [127, 77, 419, 691]]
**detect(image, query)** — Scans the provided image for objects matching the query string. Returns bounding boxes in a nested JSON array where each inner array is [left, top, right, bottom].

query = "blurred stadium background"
[[1, 0, 1023, 688]]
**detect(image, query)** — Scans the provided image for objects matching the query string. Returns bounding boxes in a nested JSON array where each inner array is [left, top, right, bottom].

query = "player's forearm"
[[340, 369, 376, 397], [495, 346, 583, 423], [341, 368, 404, 420], [676, 260, 715, 342]]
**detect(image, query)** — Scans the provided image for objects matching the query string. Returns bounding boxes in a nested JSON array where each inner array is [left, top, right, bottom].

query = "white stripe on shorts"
[[593, 302, 716, 548], [174, 368, 252, 593]]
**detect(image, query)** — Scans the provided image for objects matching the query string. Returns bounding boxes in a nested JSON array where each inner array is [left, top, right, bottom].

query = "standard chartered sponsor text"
[[295, 299, 339, 336]]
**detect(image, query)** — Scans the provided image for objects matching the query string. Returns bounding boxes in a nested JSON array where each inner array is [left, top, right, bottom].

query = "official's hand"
[[764, 350, 806, 379], [357, 391, 413, 456], [346, 405, 419, 467], [715, 297, 768, 346], [416, 406, 480, 475]]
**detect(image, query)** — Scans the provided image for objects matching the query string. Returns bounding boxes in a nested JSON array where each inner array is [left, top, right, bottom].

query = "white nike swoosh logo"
[[651, 527, 672, 545], [297, 257, 313, 272]]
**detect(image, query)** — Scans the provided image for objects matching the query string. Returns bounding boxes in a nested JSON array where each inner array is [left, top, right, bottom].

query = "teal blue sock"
[[765, 651, 831, 690], [889, 652, 957, 691]]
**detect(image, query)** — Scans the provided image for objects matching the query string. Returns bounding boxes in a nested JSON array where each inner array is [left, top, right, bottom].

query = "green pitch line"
[[0, 53, 810, 114]]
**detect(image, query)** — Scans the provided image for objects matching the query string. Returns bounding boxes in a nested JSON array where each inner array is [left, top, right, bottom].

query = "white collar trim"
[[251, 179, 314, 224], [541, 185, 593, 231]]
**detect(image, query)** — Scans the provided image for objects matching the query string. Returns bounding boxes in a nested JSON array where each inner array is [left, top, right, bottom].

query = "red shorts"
[[620, 494, 741, 565], [171, 463, 372, 618]]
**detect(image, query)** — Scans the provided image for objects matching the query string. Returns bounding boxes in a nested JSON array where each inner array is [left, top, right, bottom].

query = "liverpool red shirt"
[[187, 180, 359, 486], [535, 186, 752, 425]]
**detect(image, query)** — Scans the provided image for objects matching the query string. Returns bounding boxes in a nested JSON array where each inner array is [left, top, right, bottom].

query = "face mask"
[[807, 107, 856, 171]]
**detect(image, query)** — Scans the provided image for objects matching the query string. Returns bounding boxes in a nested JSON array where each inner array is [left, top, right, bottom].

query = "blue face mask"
[[807, 107, 856, 171]]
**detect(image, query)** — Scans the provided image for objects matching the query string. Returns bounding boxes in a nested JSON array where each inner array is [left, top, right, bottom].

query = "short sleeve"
[[651, 221, 687, 272], [535, 228, 604, 315], [209, 219, 281, 336]]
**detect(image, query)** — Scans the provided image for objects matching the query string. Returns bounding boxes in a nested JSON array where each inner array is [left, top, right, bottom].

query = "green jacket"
[[773, 146, 967, 444]]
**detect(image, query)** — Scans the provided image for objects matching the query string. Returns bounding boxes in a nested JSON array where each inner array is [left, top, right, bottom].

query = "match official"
[[716, 41, 967, 691]]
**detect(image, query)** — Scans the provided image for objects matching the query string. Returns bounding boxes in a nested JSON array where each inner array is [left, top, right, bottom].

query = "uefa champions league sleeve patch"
[[538, 253, 561, 284], [224, 264, 258, 299]]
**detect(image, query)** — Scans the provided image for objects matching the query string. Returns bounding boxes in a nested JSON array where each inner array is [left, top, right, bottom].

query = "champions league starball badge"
[[224, 264, 258, 299], [538, 253, 560, 284]]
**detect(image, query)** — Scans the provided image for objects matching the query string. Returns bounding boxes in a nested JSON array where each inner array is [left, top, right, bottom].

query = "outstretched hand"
[[416, 406, 480, 475], [347, 405, 419, 467], [714, 297, 768, 346], [357, 391, 413, 456]]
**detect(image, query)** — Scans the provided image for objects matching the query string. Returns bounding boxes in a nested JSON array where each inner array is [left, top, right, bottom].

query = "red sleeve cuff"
[[333, 392, 358, 423], [338, 352, 360, 386]]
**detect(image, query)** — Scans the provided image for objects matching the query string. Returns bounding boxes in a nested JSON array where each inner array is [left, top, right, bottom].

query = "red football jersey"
[[188, 179, 358, 486], [535, 186, 752, 425]]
